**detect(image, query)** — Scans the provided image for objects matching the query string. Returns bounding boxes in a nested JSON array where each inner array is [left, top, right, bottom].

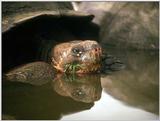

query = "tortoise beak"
[[90, 44, 102, 62]]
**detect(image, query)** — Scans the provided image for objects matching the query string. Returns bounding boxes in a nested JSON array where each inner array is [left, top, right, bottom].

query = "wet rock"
[[101, 50, 159, 114]]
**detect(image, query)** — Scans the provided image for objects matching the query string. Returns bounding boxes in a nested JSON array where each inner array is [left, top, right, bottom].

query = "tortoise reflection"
[[2, 78, 95, 120], [53, 73, 102, 103]]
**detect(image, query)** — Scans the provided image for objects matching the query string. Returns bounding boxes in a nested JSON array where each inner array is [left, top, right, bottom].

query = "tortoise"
[[2, 2, 125, 83], [4, 39, 124, 82]]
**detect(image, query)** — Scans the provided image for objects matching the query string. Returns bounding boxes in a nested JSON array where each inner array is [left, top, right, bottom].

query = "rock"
[[74, 2, 159, 49]]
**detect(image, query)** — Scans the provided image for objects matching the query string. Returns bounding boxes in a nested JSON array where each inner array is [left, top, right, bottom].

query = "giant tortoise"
[[2, 2, 125, 84]]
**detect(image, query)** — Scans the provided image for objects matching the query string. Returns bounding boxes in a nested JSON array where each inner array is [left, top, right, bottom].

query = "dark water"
[[2, 50, 159, 120]]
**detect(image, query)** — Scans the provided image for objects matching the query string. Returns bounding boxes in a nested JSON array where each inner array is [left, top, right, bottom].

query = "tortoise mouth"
[[76, 46, 102, 73]]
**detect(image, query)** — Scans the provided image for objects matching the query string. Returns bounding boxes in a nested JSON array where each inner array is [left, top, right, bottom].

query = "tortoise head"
[[51, 40, 102, 73]]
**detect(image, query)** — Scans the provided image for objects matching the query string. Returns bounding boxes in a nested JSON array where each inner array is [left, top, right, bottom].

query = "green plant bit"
[[64, 62, 83, 73]]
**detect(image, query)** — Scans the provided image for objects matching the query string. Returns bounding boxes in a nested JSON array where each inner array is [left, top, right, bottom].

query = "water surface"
[[2, 50, 159, 120]]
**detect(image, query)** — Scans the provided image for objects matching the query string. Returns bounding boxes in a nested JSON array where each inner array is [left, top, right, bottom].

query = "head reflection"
[[53, 73, 102, 103]]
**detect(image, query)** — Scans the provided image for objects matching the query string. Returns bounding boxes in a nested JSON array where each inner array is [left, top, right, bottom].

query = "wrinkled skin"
[[51, 40, 102, 73], [4, 62, 55, 85]]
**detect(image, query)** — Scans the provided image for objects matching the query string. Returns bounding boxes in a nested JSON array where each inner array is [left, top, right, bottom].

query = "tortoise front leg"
[[3, 62, 55, 86], [101, 54, 125, 74]]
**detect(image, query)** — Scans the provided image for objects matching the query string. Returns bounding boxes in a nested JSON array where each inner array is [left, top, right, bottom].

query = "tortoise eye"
[[72, 48, 81, 54], [72, 46, 84, 56]]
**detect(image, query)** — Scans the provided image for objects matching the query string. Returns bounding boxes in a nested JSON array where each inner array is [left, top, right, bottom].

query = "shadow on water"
[[101, 49, 159, 115], [2, 74, 102, 120]]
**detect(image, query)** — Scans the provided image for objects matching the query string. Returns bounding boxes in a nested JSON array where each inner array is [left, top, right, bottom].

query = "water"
[[2, 50, 159, 120]]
